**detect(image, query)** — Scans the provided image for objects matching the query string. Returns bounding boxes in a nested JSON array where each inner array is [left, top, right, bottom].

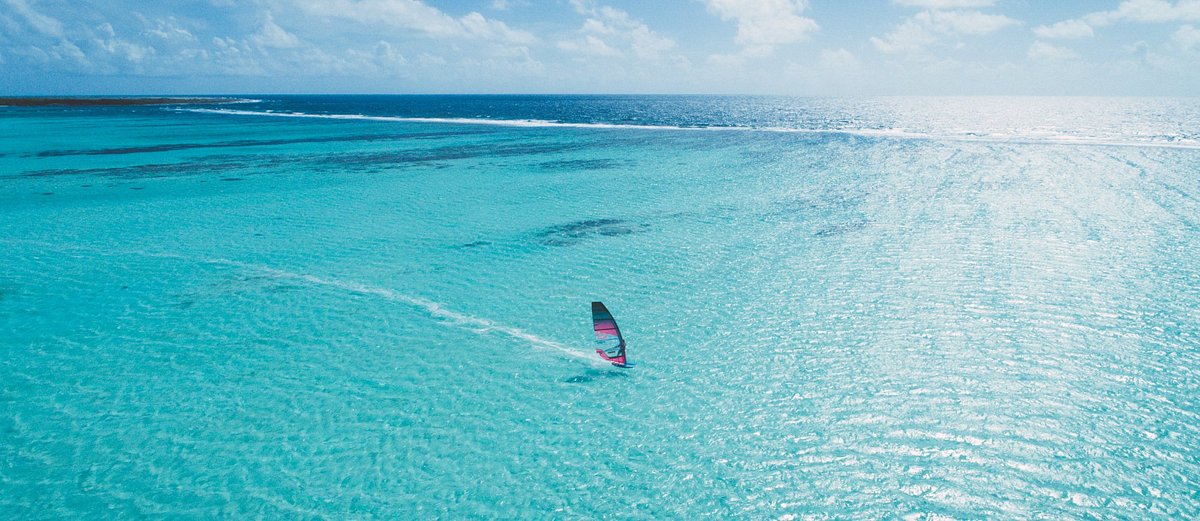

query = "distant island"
[[0, 97, 241, 107]]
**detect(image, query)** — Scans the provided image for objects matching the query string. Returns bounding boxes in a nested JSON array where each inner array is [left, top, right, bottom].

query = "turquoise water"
[[3, 96, 1200, 518]]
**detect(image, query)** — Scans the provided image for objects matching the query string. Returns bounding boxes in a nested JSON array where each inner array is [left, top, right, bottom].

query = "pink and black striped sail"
[[592, 301, 626, 365]]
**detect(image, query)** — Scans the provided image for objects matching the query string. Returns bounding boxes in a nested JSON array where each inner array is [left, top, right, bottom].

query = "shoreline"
[[0, 97, 242, 107]]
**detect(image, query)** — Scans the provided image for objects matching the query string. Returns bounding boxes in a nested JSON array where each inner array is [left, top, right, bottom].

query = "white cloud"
[[1038, 0, 1200, 41], [920, 9, 1019, 34], [1028, 41, 1078, 61], [490, 0, 529, 9], [142, 16, 196, 43], [1125, 39, 1172, 67], [0, 0, 555, 82], [706, 51, 744, 67], [629, 28, 676, 59], [870, 18, 937, 54], [2, 0, 63, 37], [564, 1, 676, 60], [1173, 24, 1200, 49], [93, 22, 154, 64], [338, 40, 407, 74], [1033, 19, 1094, 39], [252, 13, 300, 48], [295, 0, 537, 45], [818, 48, 860, 70], [581, 18, 615, 35], [1083, 0, 1200, 26], [872, 9, 1018, 54], [373, 40, 403, 62], [557, 34, 620, 57], [458, 11, 535, 44], [417, 53, 445, 65], [0, 12, 19, 39], [37, 39, 88, 67], [892, 0, 994, 7], [209, 36, 264, 75], [704, 0, 819, 55]]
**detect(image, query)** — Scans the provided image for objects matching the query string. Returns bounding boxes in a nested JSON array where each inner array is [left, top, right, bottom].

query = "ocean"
[[2, 95, 1199, 518]]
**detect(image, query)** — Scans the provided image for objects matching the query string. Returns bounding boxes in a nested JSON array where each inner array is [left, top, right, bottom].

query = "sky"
[[1, 0, 1199, 95]]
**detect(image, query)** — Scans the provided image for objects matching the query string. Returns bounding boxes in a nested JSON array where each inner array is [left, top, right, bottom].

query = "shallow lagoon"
[[2, 96, 1199, 518]]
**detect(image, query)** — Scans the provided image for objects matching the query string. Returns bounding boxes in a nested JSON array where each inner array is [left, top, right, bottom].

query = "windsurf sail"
[[592, 301, 628, 367]]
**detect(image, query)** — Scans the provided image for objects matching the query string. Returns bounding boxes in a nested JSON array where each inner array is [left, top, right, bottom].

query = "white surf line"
[[179, 107, 1200, 150], [180, 107, 681, 131]]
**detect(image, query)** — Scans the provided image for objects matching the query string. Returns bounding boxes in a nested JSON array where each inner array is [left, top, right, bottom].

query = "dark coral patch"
[[15, 159, 248, 180], [32, 131, 488, 157], [813, 220, 869, 237], [330, 141, 589, 168], [535, 218, 648, 246], [455, 240, 492, 249], [537, 158, 630, 171]]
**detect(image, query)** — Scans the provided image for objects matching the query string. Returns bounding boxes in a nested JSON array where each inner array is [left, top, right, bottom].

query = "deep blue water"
[[2, 95, 1200, 518]]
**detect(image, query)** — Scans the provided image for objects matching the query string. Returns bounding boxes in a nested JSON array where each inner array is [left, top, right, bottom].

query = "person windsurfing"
[[592, 301, 631, 368]]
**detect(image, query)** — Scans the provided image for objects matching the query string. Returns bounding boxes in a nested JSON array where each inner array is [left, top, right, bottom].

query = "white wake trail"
[[191, 256, 601, 364], [6, 240, 600, 364], [258, 267, 600, 363]]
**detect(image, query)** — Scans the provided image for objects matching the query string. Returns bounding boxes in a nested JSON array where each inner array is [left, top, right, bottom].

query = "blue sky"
[[1, 0, 1199, 95]]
